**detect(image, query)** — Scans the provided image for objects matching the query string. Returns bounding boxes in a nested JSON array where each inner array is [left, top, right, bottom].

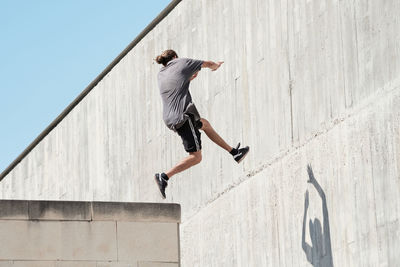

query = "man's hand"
[[210, 61, 224, 71]]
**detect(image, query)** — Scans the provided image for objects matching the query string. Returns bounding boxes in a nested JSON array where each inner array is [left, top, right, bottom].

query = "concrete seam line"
[[0, 0, 182, 181], [116, 221, 119, 261], [177, 223, 181, 267], [90, 202, 94, 221], [27, 201, 32, 220]]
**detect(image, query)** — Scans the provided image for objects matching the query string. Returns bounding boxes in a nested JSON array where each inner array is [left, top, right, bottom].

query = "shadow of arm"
[[302, 191, 312, 262], [307, 165, 333, 259]]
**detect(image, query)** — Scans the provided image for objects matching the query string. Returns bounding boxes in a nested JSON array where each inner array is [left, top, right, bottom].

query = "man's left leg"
[[199, 118, 232, 152], [200, 118, 249, 163]]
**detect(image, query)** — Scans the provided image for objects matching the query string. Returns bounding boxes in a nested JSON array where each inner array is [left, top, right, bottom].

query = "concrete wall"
[[0, 200, 180, 266], [1, 0, 400, 266]]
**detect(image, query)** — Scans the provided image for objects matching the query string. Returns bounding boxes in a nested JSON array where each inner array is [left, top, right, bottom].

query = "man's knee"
[[200, 118, 210, 130], [190, 151, 202, 165]]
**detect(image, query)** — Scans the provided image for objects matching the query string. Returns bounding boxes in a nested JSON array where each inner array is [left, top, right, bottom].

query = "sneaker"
[[154, 173, 168, 199], [232, 143, 250, 163]]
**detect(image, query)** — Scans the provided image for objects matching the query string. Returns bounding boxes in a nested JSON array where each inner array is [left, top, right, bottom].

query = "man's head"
[[155, 49, 178, 66]]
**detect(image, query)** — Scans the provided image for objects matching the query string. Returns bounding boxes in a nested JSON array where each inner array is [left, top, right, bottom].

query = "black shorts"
[[176, 116, 203, 152]]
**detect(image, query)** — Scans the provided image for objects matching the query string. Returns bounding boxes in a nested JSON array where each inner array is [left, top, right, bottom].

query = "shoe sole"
[[236, 147, 250, 164], [154, 174, 166, 199]]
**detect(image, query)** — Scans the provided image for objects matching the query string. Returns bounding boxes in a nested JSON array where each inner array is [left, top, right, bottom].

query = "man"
[[154, 49, 249, 199]]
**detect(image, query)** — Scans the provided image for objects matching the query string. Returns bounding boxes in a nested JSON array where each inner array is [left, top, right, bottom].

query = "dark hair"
[[155, 49, 178, 66]]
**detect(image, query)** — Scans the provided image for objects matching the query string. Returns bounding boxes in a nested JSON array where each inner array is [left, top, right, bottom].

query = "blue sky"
[[0, 0, 170, 173]]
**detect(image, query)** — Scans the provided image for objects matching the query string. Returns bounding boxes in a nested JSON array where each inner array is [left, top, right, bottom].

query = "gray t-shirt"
[[158, 57, 203, 130]]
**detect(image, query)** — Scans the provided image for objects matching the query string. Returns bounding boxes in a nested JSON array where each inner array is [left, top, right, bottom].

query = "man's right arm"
[[202, 61, 224, 71]]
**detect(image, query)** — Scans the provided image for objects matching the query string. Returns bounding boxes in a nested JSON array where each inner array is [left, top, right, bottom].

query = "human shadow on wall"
[[302, 164, 334, 267]]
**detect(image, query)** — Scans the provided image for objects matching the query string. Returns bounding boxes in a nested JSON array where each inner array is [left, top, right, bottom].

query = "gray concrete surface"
[[1, 0, 399, 266], [0, 200, 180, 266]]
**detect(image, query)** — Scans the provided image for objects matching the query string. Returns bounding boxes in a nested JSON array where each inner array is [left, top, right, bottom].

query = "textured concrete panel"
[[0, 221, 117, 261], [181, 91, 400, 266], [117, 222, 179, 262]]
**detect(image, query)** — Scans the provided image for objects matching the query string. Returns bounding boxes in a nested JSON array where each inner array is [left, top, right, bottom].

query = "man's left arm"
[[188, 59, 224, 81]]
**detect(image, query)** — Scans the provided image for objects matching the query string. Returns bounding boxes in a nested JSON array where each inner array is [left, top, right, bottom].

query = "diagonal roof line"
[[0, 0, 182, 181]]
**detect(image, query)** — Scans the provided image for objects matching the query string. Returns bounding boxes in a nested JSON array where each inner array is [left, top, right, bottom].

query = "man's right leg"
[[154, 118, 202, 198], [154, 151, 201, 199], [165, 151, 202, 178]]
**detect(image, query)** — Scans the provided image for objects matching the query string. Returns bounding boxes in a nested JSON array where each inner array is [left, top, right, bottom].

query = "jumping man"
[[154, 49, 249, 199]]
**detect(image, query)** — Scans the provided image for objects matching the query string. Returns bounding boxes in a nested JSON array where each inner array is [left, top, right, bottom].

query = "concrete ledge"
[[0, 200, 29, 220], [0, 200, 181, 223], [0, 261, 179, 267], [29, 201, 92, 221], [0, 200, 181, 264], [92, 202, 181, 223]]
